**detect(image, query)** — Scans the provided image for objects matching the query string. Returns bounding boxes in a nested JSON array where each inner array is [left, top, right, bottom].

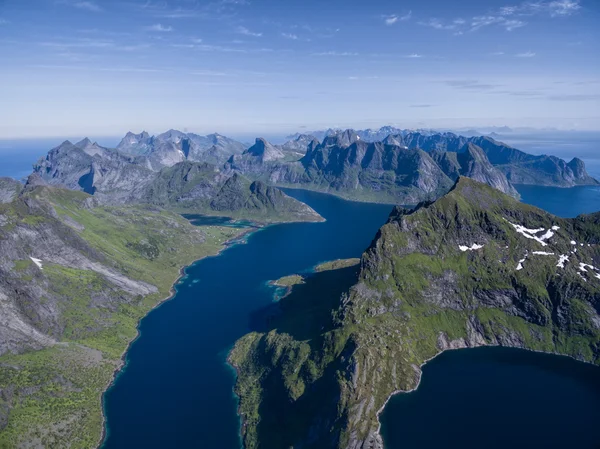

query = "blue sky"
[[0, 0, 598, 138]]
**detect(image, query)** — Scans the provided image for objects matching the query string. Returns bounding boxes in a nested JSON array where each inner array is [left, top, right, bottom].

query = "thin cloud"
[[422, 0, 579, 34], [237, 26, 262, 37], [516, 51, 536, 57], [410, 104, 434, 108], [281, 33, 298, 40], [547, 94, 600, 101], [446, 80, 501, 90], [73, 1, 102, 12], [383, 11, 411, 25], [0, 18, 9, 25], [311, 51, 359, 56], [405, 53, 423, 58], [418, 18, 457, 30], [146, 24, 173, 32]]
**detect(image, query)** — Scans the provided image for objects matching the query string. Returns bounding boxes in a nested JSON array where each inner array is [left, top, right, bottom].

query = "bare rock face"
[[0, 178, 22, 204]]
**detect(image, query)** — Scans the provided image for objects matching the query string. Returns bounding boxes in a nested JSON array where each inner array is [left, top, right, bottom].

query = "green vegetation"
[[314, 258, 360, 272], [0, 185, 247, 448], [231, 178, 600, 449], [270, 275, 305, 288]]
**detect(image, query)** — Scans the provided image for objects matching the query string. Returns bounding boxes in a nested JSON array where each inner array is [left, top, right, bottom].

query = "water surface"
[[101, 189, 394, 449], [380, 347, 600, 449], [516, 184, 600, 218]]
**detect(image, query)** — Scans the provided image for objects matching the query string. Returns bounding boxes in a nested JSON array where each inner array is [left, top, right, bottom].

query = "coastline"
[[95, 225, 256, 449], [371, 342, 599, 449]]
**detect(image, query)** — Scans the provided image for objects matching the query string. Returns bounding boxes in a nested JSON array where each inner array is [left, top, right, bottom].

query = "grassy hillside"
[[230, 178, 600, 449], [0, 186, 245, 448]]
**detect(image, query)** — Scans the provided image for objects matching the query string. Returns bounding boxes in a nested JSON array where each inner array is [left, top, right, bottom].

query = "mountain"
[[141, 161, 322, 222], [230, 177, 600, 449], [227, 132, 518, 204], [32, 143, 322, 223], [116, 130, 246, 167], [278, 134, 319, 160], [468, 136, 599, 187], [431, 143, 519, 197], [0, 180, 249, 447], [116, 131, 153, 155]]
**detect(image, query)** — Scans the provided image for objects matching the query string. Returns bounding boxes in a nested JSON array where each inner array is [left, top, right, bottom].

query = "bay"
[[100, 189, 394, 449]]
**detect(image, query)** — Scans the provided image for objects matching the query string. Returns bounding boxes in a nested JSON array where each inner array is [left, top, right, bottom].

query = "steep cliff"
[[230, 177, 600, 449]]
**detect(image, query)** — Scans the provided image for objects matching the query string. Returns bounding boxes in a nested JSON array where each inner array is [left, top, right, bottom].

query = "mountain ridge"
[[229, 176, 600, 449]]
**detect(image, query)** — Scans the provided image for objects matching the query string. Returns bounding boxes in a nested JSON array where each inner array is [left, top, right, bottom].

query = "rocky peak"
[[322, 129, 360, 148], [246, 138, 284, 162]]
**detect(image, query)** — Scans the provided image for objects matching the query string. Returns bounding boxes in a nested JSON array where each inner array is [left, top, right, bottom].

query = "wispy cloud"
[[418, 18, 457, 30], [516, 51, 536, 57], [499, 0, 581, 17], [237, 26, 262, 37], [404, 53, 423, 58], [421, 0, 580, 34], [382, 11, 411, 25], [410, 104, 434, 108], [73, 1, 102, 12], [0, 18, 8, 25], [446, 80, 502, 91], [281, 33, 298, 40], [547, 94, 600, 101], [29, 64, 166, 73], [146, 23, 173, 32], [311, 51, 359, 56]]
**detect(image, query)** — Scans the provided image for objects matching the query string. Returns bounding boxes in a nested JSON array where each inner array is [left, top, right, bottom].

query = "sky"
[[0, 0, 598, 138]]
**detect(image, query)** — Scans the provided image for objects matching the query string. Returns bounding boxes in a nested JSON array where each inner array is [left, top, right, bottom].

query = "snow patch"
[[551, 226, 560, 231], [571, 241, 577, 245], [29, 257, 43, 270], [505, 220, 552, 247], [532, 251, 554, 256], [579, 263, 600, 279], [516, 253, 528, 271], [557, 255, 569, 269], [459, 243, 484, 252]]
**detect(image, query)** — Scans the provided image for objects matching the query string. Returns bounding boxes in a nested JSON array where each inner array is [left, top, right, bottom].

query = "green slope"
[[230, 177, 600, 449]]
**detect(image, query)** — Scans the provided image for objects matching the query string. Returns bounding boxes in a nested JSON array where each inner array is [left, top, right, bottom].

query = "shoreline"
[[95, 225, 256, 449], [371, 343, 598, 449]]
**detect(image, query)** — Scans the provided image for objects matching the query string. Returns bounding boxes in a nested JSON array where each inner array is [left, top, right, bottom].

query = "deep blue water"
[[380, 347, 600, 449], [516, 184, 600, 218], [100, 189, 394, 449]]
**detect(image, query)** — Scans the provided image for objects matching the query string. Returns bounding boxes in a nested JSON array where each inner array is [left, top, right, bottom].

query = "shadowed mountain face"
[[32, 142, 322, 223], [230, 177, 600, 449], [225, 129, 597, 204], [227, 132, 520, 204]]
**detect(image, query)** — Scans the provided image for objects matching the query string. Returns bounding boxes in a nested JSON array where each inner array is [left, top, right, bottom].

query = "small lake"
[[380, 347, 600, 449]]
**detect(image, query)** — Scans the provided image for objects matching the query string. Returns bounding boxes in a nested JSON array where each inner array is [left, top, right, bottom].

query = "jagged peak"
[[75, 137, 93, 148]]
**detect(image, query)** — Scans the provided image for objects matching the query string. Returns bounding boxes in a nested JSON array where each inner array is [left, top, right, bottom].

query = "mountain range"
[[230, 177, 600, 449], [32, 127, 597, 209]]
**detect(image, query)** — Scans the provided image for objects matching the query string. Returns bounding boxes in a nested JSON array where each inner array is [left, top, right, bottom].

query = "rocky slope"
[[116, 129, 246, 166], [142, 161, 322, 222], [281, 128, 598, 189], [33, 145, 322, 223], [227, 131, 519, 204], [0, 179, 246, 447], [229, 177, 600, 449]]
